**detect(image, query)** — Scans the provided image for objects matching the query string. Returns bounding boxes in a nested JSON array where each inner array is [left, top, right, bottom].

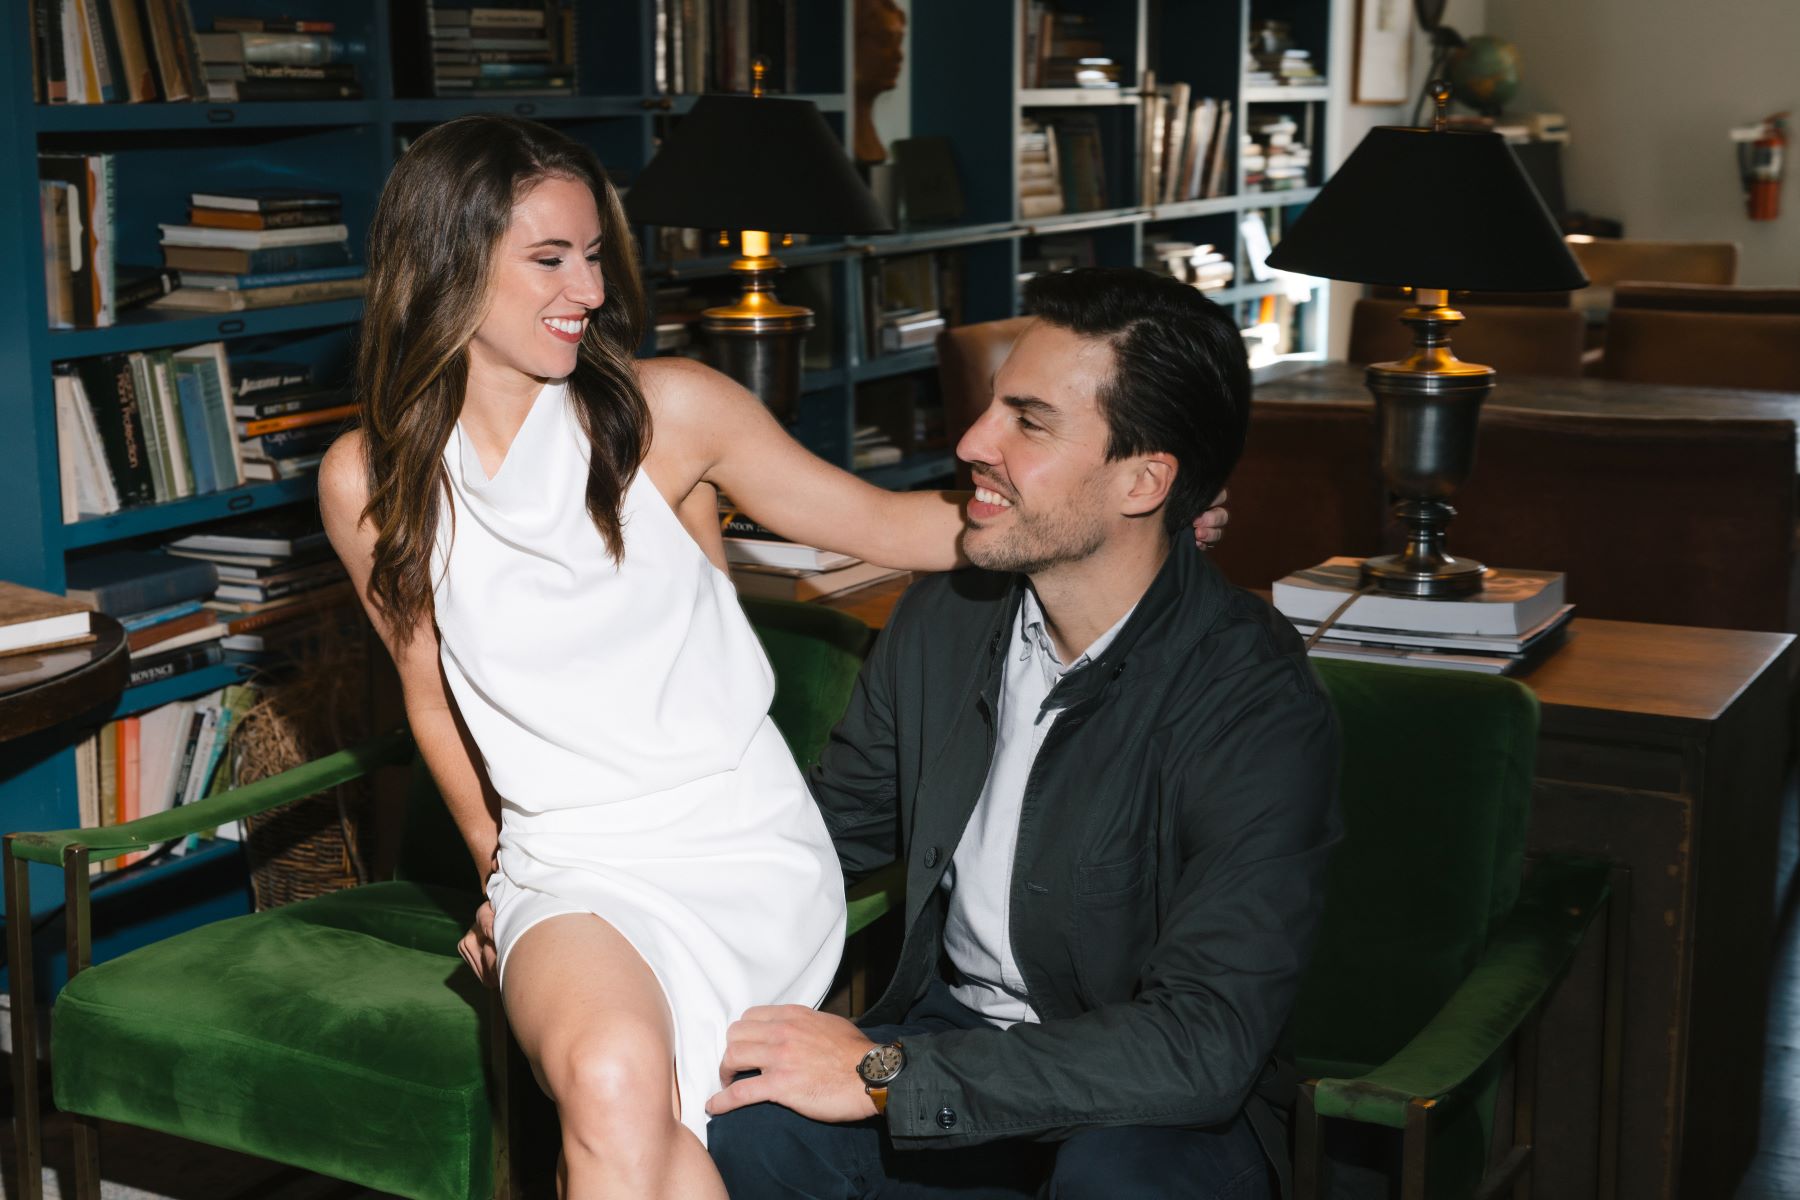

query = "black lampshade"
[[1265, 126, 1587, 292], [625, 94, 893, 235]]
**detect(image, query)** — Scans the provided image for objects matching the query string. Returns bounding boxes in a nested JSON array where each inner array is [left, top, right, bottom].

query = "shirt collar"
[[1017, 587, 1135, 685]]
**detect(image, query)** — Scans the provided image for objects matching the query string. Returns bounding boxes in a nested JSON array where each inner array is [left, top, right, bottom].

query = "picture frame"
[[1354, 0, 1414, 105]]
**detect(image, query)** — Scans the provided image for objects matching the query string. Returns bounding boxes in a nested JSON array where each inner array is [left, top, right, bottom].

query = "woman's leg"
[[501, 912, 727, 1200]]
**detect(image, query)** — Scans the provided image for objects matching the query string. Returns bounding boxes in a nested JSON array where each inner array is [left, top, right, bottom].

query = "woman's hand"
[[1195, 488, 1229, 550], [459, 901, 499, 989]]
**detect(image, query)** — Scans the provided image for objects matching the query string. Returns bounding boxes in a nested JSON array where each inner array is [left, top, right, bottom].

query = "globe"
[[1447, 35, 1520, 117]]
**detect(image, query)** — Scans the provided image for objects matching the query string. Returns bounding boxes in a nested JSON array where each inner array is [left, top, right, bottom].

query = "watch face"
[[859, 1042, 905, 1085]]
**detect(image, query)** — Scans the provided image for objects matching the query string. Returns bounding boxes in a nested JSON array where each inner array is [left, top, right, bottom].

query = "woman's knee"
[[540, 1022, 676, 1143]]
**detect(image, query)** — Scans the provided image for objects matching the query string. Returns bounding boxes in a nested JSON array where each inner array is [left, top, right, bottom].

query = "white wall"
[[1485, 0, 1800, 285], [1323, 0, 1487, 359]]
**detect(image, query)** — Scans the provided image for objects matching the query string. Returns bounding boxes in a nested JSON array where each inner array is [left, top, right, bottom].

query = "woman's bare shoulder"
[[635, 355, 758, 433], [318, 428, 370, 528]]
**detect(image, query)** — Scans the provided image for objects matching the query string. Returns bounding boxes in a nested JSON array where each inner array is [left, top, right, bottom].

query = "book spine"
[[126, 639, 225, 689], [171, 361, 218, 494], [243, 424, 338, 458], [73, 355, 153, 506], [238, 32, 343, 64], [126, 353, 170, 500], [107, 0, 156, 100], [238, 403, 355, 437], [187, 346, 243, 487], [118, 714, 139, 864], [75, 559, 219, 617]]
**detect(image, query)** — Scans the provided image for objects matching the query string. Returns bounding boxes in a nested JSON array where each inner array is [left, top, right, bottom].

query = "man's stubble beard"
[[964, 476, 1110, 576]]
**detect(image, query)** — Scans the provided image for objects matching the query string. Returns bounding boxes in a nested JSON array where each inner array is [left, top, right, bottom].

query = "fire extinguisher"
[[1733, 113, 1788, 221]]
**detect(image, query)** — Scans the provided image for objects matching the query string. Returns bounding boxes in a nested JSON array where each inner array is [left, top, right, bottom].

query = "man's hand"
[[706, 1005, 880, 1123], [1194, 487, 1229, 550], [458, 901, 498, 989]]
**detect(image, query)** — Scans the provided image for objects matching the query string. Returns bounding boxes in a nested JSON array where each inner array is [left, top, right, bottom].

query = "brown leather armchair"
[[1348, 298, 1587, 379], [1451, 410, 1798, 633], [1612, 282, 1800, 315], [1208, 403, 1384, 592], [936, 317, 1033, 487], [1597, 308, 1800, 391]]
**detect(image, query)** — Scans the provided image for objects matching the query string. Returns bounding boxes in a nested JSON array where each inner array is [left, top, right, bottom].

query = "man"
[[705, 267, 1342, 1198]]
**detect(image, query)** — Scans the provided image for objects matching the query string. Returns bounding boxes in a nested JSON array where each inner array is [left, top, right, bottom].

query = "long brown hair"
[[356, 114, 649, 641]]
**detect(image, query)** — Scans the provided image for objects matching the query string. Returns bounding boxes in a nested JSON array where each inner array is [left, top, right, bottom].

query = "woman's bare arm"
[[318, 431, 501, 885]]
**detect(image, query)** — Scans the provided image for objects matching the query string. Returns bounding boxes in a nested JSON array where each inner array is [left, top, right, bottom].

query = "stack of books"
[[719, 502, 906, 602], [1145, 241, 1234, 293], [1021, 4, 1119, 89], [54, 343, 244, 521], [196, 23, 363, 102], [151, 189, 363, 312], [1243, 114, 1312, 193], [1018, 119, 1064, 220], [652, 0, 794, 95], [65, 550, 227, 688], [231, 361, 353, 481], [166, 515, 352, 665], [852, 425, 903, 470], [1245, 20, 1325, 87], [1273, 558, 1574, 676], [427, 4, 575, 97], [0, 581, 95, 658]]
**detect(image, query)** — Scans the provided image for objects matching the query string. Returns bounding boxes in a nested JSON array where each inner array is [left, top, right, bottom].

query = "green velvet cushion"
[[741, 595, 875, 771], [52, 881, 492, 1200]]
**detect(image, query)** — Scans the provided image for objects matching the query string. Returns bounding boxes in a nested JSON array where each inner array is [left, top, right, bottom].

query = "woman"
[[322, 114, 1222, 1198]]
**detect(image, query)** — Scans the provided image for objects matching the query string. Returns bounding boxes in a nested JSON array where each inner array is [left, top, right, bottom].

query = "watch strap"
[[866, 1083, 889, 1115]]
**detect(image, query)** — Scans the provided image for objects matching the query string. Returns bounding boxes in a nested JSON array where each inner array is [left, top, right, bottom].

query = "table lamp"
[[1266, 85, 1587, 597], [625, 72, 893, 422]]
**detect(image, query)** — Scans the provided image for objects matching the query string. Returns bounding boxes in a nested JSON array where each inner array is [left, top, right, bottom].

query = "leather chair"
[[4, 597, 883, 1200], [1566, 236, 1740, 313], [1207, 402, 1383, 592], [1347, 299, 1587, 379], [1450, 410, 1799, 633], [1612, 281, 1800, 315], [936, 317, 1033, 486], [1597, 307, 1800, 391]]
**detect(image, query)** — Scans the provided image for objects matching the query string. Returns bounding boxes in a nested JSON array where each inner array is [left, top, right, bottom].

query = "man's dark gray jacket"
[[808, 537, 1341, 1147]]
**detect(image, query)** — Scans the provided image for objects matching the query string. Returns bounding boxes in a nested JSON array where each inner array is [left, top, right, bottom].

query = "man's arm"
[[884, 681, 1340, 1144]]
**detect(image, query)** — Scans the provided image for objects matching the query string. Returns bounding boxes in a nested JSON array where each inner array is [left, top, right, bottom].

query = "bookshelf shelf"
[[389, 96, 640, 122], [46, 300, 366, 360], [802, 367, 848, 392], [1242, 185, 1323, 207], [1023, 208, 1151, 235], [1017, 88, 1140, 108], [854, 222, 1025, 256], [1245, 85, 1331, 103], [62, 477, 320, 551], [1215, 279, 1289, 304], [32, 100, 381, 132], [852, 347, 939, 383], [1148, 195, 1245, 221], [112, 661, 258, 721], [857, 451, 956, 489]]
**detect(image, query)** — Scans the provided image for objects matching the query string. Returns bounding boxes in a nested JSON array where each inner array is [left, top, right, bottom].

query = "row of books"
[[75, 683, 256, 869], [30, 4, 356, 104], [150, 187, 365, 313], [1243, 113, 1313, 194], [421, 2, 576, 97], [1143, 86, 1233, 205], [653, 0, 797, 96], [196, 25, 364, 102], [861, 250, 961, 362], [718, 500, 906, 602], [1020, 3, 1119, 89], [1274, 558, 1572, 675], [1018, 115, 1108, 219], [54, 349, 352, 521]]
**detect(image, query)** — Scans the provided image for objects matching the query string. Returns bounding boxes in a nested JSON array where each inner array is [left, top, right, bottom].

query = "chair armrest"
[[1309, 857, 1612, 1129], [845, 861, 904, 938], [6, 731, 416, 867]]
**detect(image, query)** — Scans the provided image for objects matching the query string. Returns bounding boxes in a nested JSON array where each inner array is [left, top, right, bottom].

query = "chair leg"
[[68, 1114, 101, 1200], [1401, 1099, 1433, 1200], [5, 839, 43, 1200], [1511, 1012, 1540, 1200], [1293, 1081, 1324, 1200], [1595, 866, 1629, 1200]]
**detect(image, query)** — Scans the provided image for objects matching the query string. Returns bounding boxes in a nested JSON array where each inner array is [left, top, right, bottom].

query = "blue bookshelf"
[[1, 0, 1339, 978]]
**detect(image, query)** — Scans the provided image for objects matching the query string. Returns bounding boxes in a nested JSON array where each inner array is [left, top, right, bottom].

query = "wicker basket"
[[229, 608, 376, 910]]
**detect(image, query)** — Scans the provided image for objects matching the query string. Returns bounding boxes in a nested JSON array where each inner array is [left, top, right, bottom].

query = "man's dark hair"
[[1022, 266, 1251, 534]]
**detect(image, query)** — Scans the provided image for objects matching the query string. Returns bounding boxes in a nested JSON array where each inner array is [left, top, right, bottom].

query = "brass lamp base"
[[702, 249, 814, 424], [1362, 291, 1496, 598]]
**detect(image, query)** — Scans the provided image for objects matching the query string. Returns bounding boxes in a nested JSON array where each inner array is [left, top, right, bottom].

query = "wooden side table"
[[821, 578, 1795, 1199], [0, 616, 127, 745]]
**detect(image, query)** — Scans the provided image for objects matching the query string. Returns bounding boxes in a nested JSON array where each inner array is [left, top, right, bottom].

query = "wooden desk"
[[822, 577, 1795, 1200], [1254, 361, 1800, 471]]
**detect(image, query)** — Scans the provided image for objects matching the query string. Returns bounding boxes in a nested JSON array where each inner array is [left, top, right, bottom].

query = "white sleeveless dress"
[[431, 381, 845, 1142]]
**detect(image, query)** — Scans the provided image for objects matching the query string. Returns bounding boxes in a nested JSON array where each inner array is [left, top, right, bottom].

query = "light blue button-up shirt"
[[941, 586, 1135, 1027]]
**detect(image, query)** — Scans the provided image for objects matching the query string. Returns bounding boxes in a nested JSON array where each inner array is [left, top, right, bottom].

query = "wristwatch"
[[856, 1040, 906, 1114]]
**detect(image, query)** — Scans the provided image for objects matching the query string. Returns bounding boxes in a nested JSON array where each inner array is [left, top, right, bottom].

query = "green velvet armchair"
[[3, 596, 896, 1200], [1290, 660, 1620, 1200]]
